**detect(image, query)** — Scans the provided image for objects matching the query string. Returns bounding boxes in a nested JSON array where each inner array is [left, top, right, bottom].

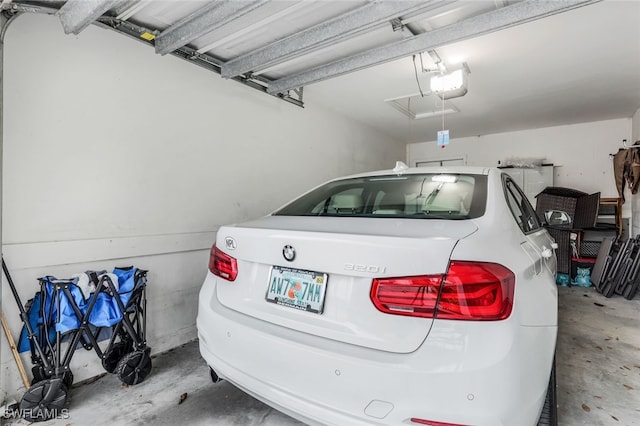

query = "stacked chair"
[[591, 236, 640, 299]]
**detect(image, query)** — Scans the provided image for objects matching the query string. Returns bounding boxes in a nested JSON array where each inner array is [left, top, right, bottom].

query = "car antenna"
[[393, 161, 409, 175]]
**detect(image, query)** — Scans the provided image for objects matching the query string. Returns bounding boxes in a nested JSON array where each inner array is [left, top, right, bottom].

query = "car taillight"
[[370, 275, 442, 318], [370, 261, 514, 321], [438, 261, 514, 320], [209, 244, 238, 281]]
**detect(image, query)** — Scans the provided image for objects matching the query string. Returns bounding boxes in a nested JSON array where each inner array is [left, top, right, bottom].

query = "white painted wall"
[[407, 119, 633, 217], [0, 14, 402, 402], [633, 109, 640, 143]]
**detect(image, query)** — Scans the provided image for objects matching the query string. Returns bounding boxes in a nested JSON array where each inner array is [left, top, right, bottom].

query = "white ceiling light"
[[430, 65, 469, 100], [430, 69, 465, 91]]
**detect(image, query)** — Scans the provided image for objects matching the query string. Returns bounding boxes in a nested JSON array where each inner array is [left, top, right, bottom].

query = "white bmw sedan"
[[197, 165, 559, 426]]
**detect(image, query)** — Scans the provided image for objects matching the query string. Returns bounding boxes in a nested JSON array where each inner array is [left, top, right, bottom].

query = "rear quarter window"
[[275, 173, 487, 219], [502, 175, 542, 233]]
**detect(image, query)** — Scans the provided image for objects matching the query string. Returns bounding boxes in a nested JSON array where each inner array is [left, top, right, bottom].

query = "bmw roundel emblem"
[[283, 245, 295, 262]]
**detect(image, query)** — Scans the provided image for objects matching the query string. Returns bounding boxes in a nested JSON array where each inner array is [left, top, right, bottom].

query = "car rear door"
[[503, 175, 558, 325], [503, 175, 557, 275]]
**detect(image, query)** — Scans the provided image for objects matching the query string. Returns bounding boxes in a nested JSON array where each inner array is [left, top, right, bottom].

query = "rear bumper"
[[197, 273, 557, 426]]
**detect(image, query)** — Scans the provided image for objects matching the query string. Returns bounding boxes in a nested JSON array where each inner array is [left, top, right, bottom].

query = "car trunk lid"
[[212, 215, 478, 353]]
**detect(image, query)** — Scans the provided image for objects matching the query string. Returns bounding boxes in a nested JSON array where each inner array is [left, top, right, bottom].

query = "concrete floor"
[[555, 286, 639, 425], [2, 286, 638, 426]]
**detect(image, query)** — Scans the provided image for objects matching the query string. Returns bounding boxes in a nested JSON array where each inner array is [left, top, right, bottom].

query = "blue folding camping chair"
[[4, 259, 151, 422]]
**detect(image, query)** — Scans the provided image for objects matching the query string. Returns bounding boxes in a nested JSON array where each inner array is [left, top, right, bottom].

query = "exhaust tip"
[[209, 367, 223, 383]]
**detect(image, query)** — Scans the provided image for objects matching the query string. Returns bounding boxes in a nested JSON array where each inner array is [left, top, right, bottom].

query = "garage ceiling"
[[3, 0, 639, 141]]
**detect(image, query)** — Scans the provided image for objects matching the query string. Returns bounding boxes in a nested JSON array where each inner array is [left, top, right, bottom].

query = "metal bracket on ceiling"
[[390, 17, 404, 32], [1, 1, 55, 16], [97, 17, 154, 46], [280, 87, 304, 106]]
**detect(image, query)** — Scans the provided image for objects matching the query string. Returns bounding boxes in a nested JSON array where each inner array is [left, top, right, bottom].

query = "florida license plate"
[[266, 266, 328, 314]]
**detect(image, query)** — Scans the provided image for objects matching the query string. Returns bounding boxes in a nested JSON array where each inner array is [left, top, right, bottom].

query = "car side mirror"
[[544, 210, 572, 226]]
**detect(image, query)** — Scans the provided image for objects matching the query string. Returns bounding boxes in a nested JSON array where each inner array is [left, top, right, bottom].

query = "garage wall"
[[407, 118, 633, 216], [0, 13, 402, 402], [633, 109, 640, 143]]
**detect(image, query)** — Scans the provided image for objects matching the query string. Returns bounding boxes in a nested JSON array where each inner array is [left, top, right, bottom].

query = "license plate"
[[266, 266, 328, 314]]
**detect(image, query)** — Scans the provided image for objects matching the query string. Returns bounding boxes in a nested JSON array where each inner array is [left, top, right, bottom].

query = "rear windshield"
[[275, 173, 487, 219]]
